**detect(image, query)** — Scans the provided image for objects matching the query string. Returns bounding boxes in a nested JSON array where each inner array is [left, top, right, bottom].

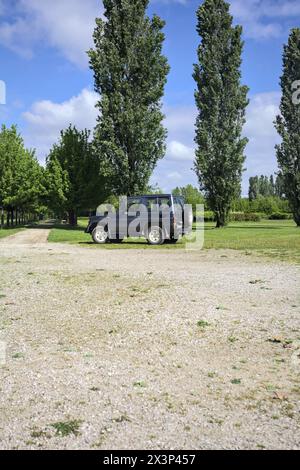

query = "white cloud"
[[22, 88, 98, 159], [243, 91, 281, 184], [1, 0, 300, 65], [167, 140, 194, 161], [0, 17, 37, 58], [229, 0, 300, 39], [0, 0, 187, 68], [166, 171, 183, 181], [152, 105, 197, 191], [0, 0, 103, 67]]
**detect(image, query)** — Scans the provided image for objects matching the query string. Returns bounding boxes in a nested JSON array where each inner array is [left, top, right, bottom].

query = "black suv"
[[85, 194, 193, 246]]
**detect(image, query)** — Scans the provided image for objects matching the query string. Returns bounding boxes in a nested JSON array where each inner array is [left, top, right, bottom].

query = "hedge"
[[269, 212, 293, 220], [229, 212, 263, 222]]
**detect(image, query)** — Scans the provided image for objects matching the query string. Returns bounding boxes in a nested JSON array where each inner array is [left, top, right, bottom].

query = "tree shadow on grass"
[[204, 224, 286, 231]]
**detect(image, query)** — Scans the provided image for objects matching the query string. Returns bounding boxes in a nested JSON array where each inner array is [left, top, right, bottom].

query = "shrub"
[[229, 212, 263, 222], [231, 198, 251, 213], [204, 211, 215, 222], [195, 211, 215, 222], [250, 196, 280, 215]]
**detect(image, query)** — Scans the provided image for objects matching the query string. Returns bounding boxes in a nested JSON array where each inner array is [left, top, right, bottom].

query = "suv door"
[[127, 197, 144, 237]]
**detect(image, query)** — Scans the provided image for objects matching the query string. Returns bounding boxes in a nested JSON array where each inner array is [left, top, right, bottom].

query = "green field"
[[47, 218, 300, 263], [0, 227, 24, 239]]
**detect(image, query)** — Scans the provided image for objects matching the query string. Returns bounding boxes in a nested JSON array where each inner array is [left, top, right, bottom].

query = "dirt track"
[[0, 233, 299, 450], [0, 229, 50, 244]]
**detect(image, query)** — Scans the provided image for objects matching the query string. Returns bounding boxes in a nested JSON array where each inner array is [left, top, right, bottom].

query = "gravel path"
[[0, 238, 299, 450], [0, 229, 50, 245]]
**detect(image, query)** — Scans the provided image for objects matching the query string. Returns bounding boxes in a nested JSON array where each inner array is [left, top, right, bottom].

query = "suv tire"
[[147, 226, 164, 246], [92, 226, 108, 244]]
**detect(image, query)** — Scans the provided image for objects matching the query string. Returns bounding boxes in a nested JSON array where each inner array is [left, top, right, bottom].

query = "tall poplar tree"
[[88, 0, 170, 196], [193, 0, 249, 227], [275, 29, 300, 226]]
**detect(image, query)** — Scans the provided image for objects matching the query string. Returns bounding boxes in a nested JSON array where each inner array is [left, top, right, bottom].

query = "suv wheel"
[[147, 226, 164, 246], [92, 226, 108, 244]]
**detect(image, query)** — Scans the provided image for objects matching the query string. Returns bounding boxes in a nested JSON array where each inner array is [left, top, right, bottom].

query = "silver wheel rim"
[[149, 227, 161, 244], [94, 227, 108, 243]]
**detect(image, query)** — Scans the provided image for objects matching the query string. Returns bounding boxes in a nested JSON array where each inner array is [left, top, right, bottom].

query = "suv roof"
[[128, 194, 183, 199]]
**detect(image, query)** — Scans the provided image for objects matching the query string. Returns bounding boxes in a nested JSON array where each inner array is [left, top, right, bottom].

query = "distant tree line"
[[171, 183, 291, 221], [248, 174, 285, 201]]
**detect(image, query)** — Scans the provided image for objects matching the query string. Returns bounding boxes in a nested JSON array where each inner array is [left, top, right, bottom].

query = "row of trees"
[[0, 125, 45, 227], [248, 175, 285, 201], [0, 125, 106, 227]]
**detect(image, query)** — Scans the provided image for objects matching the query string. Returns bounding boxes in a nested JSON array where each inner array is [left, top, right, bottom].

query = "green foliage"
[[197, 320, 210, 328], [248, 175, 277, 201], [231, 198, 251, 212], [193, 0, 249, 228], [0, 227, 24, 239], [173, 184, 204, 213], [250, 196, 282, 215], [275, 173, 286, 198], [229, 212, 263, 222], [275, 29, 300, 226], [50, 420, 81, 437], [146, 183, 163, 195], [46, 125, 105, 225], [0, 125, 45, 225], [88, 0, 170, 196], [204, 211, 215, 222]]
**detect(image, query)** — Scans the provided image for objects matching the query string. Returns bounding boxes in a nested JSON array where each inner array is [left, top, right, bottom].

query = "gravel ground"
[[0, 229, 299, 450]]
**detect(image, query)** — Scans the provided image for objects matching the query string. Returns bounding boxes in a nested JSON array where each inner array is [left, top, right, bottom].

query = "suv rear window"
[[174, 196, 184, 209]]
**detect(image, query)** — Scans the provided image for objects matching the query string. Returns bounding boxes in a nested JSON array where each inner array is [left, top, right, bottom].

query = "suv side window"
[[142, 197, 158, 210], [127, 198, 143, 211], [157, 197, 171, 207]]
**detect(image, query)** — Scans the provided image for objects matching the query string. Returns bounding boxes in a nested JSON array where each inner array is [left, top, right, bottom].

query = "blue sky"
[[1, 0, 300, 195]]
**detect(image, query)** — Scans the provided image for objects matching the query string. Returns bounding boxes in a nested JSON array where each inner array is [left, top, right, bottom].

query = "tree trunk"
[[215, 211, 228, 228], [68, 209, 77, 226]]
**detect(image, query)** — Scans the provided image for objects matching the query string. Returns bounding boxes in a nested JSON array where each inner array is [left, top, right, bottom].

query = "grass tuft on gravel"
[[50, 420, 82, 437]]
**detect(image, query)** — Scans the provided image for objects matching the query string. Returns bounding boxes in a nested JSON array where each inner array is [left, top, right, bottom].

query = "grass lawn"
[[0, 227, 24, 240], [48, 218, 300, 263]]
